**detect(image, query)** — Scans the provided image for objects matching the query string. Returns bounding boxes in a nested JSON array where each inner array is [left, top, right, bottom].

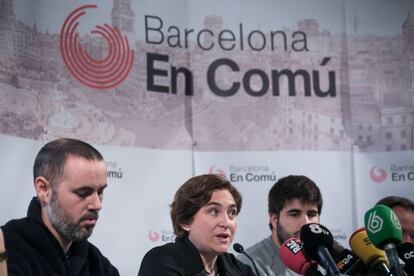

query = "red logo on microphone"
[[60, 5, 134, 90], [369, 165, 387, 183]]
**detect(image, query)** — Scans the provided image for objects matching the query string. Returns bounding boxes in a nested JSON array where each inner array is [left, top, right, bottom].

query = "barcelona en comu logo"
[[369, 165, 387, 183], [60, 4, 134, 90]]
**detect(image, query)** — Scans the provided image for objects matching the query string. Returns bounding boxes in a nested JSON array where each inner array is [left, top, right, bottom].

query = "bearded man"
[[1, 138, 119, 276], [237, 175, 323, 276]]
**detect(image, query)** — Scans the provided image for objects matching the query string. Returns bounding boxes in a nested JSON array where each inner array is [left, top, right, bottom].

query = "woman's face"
[[182, 189, 238, 257]]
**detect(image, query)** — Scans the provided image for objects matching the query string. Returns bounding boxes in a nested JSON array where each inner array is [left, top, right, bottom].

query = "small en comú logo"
[[148, 230, 159, 242], [369, 165, 387, 183], [208, 165, 226, 176], [60, 4, 134, 90]]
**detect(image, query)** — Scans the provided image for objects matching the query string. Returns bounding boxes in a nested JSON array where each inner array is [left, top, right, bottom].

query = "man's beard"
[[46, 193, 98, 241], [276, 220, 298, 245]]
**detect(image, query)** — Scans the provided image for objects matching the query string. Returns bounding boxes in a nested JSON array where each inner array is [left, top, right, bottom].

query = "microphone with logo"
[[330, 240, 367, 275], [364, 204, 406, 276], [397, 242, 414, 275], [349, 227, 392, 276], [300, 223, 344, 276], [233, 243, 260, 276], [279, 237, 322, 276]]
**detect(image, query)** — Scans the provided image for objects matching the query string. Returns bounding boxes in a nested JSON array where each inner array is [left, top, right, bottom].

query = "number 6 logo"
[[391, 211, 401, 230], [367, 211, 383, 233]]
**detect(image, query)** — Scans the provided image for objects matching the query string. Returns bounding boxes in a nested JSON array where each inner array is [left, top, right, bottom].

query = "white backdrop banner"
[[1, 0, 414, 275]]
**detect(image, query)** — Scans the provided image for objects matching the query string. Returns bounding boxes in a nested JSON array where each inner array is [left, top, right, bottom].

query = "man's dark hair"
[[33, 138, 104, 188], [268, 175, 323, 230], [170, 174, 242, 238], [376, 196, 414, 211]]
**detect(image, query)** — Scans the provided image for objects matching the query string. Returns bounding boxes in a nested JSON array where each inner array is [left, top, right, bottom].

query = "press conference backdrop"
[[0, 0, 414, 275]]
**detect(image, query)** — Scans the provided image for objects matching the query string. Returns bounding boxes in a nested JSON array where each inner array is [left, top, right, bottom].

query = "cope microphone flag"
[[349, 227, 392, 276], [364, 204, 406, 276]]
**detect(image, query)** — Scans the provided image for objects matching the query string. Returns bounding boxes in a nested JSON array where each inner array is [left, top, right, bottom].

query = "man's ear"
[[181, 223, 190, 232], [34, 176, 51, 206], [269, 212, 278, 229]]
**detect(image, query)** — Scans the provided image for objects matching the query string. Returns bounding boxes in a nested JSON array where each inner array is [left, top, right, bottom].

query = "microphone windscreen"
[[349, 227, 388, 269], [331, 239, 346, 253], [233, 243, 244, 254], [397, 242, 414, 275], [233, 242, 260, 276], [300, 223, 334, 261], [364, 204, 402, 248], [279, 238, 318, 275], [331, 245, 367, 274]]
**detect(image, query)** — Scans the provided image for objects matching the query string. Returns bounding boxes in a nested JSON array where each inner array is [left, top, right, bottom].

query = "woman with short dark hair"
[[138, 174, 254, 276]]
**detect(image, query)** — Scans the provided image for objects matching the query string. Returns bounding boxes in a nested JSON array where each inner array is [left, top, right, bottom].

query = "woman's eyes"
[[209, 208, 219, 215], [228, 209, 238, 217], [207, 208, 238, 219]]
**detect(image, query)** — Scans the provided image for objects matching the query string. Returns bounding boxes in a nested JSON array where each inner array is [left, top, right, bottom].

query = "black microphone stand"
[[233, 243, 261, 276]]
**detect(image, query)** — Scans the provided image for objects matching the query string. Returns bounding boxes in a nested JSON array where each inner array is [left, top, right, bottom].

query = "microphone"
[[233, 243, 260, 276], [300, 223, 342, 276], [330, 240, 367, 275], [279, 238, 322, 276], [364, 204, 406, 276], [397, 242, 414, 275], [349, 227, 392, 276]]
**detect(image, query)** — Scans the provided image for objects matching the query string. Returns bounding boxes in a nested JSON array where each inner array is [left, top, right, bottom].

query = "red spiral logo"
[[148, 230, 160, 242], [60, 5, 134, 90], [369, 165, 387, 183]]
